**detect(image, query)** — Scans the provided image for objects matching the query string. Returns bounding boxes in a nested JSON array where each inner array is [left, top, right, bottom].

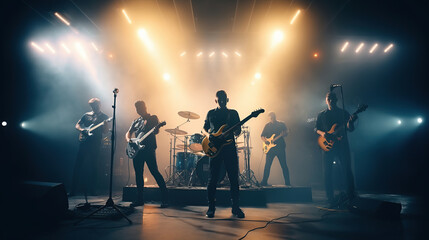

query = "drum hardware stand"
[[75, 88, 132, 225], [167, 119, 191, 186], [239, 126, 259, 187]]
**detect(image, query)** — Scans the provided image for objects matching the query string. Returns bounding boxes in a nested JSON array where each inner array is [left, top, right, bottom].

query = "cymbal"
[[178, 111, 200, 119], [235, 142, 243, 144], [165, 128, 188, 135]]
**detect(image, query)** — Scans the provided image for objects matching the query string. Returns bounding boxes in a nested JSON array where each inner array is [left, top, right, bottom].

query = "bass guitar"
[[126, 121, 166, 159], [318, 104, 368, 152], [202, 109, 264, 158], [79, 117, 113, 142], [262, 132, 285, 154]]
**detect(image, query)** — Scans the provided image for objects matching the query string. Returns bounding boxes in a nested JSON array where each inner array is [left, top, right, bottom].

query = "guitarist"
[[125, 100, 168, 207], [202, 90, 245, 218], [71, 98, 109, 196], [260, 112, 291, 187], [315, 92, 357, 205]]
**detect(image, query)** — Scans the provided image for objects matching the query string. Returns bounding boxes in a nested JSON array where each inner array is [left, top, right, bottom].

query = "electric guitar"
[[78, 117, 113, 142], [262, 132, 285, 154], [202, 109, 265, 158], [318, 104, 368, 152], [126, 121, 166, 159]]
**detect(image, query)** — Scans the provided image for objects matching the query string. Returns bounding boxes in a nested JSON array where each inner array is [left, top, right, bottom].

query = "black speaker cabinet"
[[349, 197, 402, 219], [21, 181, 69, 223]]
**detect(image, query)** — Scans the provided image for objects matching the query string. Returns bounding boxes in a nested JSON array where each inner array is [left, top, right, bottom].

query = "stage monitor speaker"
[[21, 181, 69, 223], [349, 197, 402, 219]]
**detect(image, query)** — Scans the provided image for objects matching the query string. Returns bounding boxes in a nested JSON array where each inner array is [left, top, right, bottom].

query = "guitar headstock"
[[355, 104, 368, 114], [158, 121, 167, 128], [251, 108, 265, 118]]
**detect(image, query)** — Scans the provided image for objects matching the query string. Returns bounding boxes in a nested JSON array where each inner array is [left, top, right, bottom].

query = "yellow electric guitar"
[[262, 133, 285, 154], [202, 109, 264, 158], [318, 104, 368, 151]]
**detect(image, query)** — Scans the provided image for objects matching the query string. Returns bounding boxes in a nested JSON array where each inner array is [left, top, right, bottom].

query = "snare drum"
[[189, 133, 204, 152]]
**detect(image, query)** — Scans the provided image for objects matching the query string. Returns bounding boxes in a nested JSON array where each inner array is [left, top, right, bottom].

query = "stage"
[[122, 185, 312, 206]]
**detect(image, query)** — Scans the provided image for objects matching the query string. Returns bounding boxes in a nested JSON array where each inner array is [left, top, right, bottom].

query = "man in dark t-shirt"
[[71, 98, 109, 196], [315, 92, 357, 204], [203, 90, 244, 218], [125, 100, 168, 207], [260, 112, 291, 186]]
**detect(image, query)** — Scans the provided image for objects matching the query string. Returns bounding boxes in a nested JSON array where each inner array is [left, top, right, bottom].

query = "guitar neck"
[[89, 121, 105, 132], [222, 114, 254, 136]]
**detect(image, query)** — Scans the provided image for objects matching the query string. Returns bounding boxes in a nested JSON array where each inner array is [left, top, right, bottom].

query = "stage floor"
[[123, 185, 313, 206], [5, 190, 427, 240]]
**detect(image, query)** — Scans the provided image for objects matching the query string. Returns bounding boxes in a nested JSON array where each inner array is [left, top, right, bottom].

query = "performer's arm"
[[202, 111, 211, 137], [315, 113, 327, 137], [125, 120, 136, 143], [346, 111, 357, 132]]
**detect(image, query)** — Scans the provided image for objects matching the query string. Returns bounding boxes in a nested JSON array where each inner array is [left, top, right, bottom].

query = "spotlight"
[[417, 117, 423, 124], [341, 42, 349, 52], [180, 51, 187, 57], [355, 43, 364, 53], [384, 44, 394, 53], [61, 42, 71, 54], [30, 42, 44, 53], [397, 120, 402, 125], [75, 42, 87, 59], [44, 43, 56, 54], [21, 122, 26, 128], [254, 73, 261, 79], [138, 29, 155, 51], [369, 43, 378, 53], [54, 12, 70, 26], [333, 161, 336, 164], [1, 121, 6, 127], [163, 73, 171, 81], [290, 9, 301, 25], [222, 52, 228, 58], [209, 51, 215, 57], [272, 30, 284, 46], [122, 9, 132, 24], [196, 51, 203, 57], [313, 52, 319, 58], [234, 51, 241, 57]]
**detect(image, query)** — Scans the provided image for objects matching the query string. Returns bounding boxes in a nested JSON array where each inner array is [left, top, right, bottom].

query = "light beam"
[[54, 12, 70, 26], [290, 10, 301, 25]]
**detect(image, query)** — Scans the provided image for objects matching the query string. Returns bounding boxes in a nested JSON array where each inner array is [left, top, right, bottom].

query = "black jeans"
[[261, 146, 290, 185], [71, 142, 100, 195], [207, 144, 240, 206], [133, 149, 167, 201], [322, 142, 355, 201]]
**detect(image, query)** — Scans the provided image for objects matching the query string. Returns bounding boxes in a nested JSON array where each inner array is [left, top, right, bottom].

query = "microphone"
[[113, 88, 119, 94], [330, 84, 341, 92]]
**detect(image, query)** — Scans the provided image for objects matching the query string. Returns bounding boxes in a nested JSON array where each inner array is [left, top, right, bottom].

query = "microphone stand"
[[75, 89, 132, 225]]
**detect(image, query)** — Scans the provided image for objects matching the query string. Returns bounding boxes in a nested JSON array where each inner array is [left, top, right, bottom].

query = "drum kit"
[[164, 110, 259, 187]]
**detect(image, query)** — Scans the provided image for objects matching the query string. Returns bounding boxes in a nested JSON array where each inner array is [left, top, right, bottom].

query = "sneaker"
[[232, 207, 245, 218], [206, 207, 215, 218]]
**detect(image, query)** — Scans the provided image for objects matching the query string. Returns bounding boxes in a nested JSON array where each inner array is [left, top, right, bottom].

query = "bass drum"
[[194, 156, 227, 186], [176, 152, 198, 171]]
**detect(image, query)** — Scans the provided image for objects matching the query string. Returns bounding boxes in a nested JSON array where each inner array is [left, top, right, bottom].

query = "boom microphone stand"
[[75, 88, 132, 225]]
